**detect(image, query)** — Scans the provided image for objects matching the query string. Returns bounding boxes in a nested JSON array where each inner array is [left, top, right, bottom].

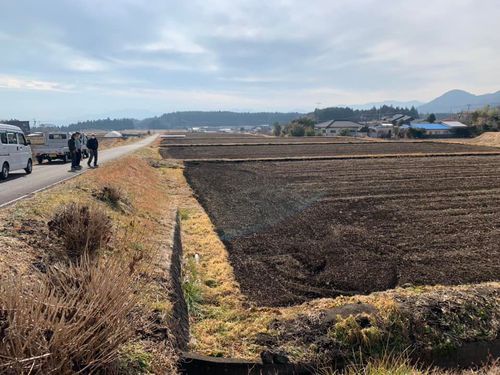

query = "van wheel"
[[25, 159, 33, 174], [37, 156, 44, 164], [0, 162, 8, 180], [62, 154, 68, 163]]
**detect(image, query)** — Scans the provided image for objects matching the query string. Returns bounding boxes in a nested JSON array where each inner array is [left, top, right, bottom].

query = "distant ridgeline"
[[61, 112, 302, 130], [137, 111, 302, 128], [66, 118, 137, 131], [59, 106, 419, 131]]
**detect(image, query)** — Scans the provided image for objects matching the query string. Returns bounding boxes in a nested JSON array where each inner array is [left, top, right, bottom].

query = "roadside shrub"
[[98, 185, 123, 206], [305, 127, 316, 136], [48, 203, 112, 260], [0, 257, 137, 374], [408, 127, 427, 139]]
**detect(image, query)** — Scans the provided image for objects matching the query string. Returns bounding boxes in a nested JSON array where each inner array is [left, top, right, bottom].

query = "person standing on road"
[[86, 133, 99, 168], [74, 132, 82, 170], [68, 133, 78, 172]]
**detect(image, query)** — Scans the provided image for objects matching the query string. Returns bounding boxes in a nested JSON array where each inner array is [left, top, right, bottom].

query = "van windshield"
[[0, 132, 7, 144]]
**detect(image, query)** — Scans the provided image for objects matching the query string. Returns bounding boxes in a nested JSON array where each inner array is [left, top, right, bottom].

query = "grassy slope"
[[0, 145, 181, 372]]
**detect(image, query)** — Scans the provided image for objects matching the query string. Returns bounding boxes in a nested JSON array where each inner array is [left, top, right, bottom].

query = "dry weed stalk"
[[0, 256, 137, 374], [48, 203, 112, 261]]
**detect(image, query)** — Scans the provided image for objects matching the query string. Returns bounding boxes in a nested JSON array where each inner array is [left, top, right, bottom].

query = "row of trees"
[[59, 112, 302, 131], [313, 105, 419, 123], [468, 106, 500, 131], [66, 118, 137, 131], [33, 118, 137, 132], [138, 111, 301, 129]]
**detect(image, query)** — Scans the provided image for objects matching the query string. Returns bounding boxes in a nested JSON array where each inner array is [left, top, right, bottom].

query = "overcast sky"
[[1, 0, 499, 123]]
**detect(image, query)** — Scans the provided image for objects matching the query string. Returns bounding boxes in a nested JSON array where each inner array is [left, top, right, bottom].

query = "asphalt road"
[[0, 135, 157, 208]]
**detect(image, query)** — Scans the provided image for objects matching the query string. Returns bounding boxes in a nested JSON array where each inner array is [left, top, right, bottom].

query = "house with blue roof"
[[400, 122, 452, 137]]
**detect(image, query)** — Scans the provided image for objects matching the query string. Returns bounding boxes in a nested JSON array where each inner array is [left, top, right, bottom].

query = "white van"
[[0, 124, 33, 180]]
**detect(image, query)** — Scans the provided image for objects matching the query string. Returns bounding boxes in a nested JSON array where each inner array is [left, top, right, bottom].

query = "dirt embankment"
[[439, 132, 500, 148]]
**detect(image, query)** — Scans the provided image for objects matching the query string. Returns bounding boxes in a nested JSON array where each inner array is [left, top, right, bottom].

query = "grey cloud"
[[0, 0, 499, 120]]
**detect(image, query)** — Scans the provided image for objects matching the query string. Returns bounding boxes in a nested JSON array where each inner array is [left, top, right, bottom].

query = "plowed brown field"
[[162, 141, 499, 160], [184, 156, 500, 306]]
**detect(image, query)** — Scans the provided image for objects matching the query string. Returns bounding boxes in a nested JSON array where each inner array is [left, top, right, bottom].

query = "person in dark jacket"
[[74, 132, 82, 169], [86, 134, 99, 168], [68, 133, 78, 172]]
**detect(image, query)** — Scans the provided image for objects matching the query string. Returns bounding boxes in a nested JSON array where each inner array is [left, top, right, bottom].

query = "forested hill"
[[61, 105, 419, 131], [138, 111, 302, 129], [66, 118, 137, 131], [62, 111, 302, 130]]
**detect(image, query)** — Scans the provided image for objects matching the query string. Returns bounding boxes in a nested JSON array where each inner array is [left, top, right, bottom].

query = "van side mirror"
[[26, 140, 31, 145]]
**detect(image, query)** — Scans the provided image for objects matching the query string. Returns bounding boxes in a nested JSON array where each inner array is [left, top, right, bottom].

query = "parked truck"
[[27, 132, 89, 164]]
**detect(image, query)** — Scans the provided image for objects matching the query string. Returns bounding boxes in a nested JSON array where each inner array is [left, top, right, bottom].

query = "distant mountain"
[[346, 100, 423, 110], [418, 89, 500, 114]]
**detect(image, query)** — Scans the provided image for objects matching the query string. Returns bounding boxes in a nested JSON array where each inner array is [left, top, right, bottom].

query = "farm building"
[[399, 123, 452, 138], [315, 120, 363, 136], [382, 114, 414, 125], [368, 123, 394, 138], [442, 121, 468, 128]]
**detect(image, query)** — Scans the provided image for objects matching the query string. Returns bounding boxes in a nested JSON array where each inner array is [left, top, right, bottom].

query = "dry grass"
[[320, 355, 500, 375], [0, 256, 136, 374], [0, 147, 180, 373], [437, 132, 500, 148], [98, 136, 141, 150], [48, 202, 112, 261], [176, 190, 277, 359]]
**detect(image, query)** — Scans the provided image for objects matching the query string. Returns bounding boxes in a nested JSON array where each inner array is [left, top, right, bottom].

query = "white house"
[[315, 120, 363, 137]]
